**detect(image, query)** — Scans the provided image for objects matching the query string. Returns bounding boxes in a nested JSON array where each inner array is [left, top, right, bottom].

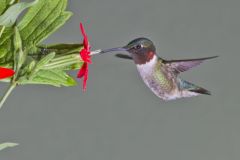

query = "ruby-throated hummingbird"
[[100, 38, 218, 101]]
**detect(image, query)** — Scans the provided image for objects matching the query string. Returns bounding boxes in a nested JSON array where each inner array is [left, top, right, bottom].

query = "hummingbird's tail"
[[178, 79, 211, 97]]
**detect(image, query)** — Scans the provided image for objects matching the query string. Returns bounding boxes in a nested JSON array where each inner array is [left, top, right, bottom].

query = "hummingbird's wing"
[[115, 54, 133, 60], [163, 56, 218, 74]]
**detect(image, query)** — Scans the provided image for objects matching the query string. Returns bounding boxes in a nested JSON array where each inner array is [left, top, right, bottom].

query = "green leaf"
[[0, 0, 72, 65], [0, 0, 12, 15], [0, 0, 39, 27], [20, 69, 77, 87], [0, 143, 18, 151], [0, 27, 14, 60], [18, 0, 72, 47]]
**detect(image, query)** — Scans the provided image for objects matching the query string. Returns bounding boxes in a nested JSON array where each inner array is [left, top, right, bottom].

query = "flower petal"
[[77, 63, 87, 78], [78, 22, 92, 91], [0, 67, 15, 79], [80, 49, 91, 63], [80, 23, 90, 51], [82, 65, 88, 92]]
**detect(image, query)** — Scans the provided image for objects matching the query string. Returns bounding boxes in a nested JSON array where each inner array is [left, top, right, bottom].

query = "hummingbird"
[[100, 37, 218, 101]]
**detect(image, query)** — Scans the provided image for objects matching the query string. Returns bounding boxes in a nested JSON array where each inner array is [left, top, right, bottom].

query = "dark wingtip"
[[205, 55, 219, 60], [189, 88, 211, 95], [191, 55, 219, 61]]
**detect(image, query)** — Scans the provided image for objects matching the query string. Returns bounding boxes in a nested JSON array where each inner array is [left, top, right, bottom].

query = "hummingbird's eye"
[[135, 44, 143, 50]]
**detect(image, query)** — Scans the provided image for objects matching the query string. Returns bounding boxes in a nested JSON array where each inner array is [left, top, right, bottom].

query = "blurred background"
[[0, 0, 240, 159]]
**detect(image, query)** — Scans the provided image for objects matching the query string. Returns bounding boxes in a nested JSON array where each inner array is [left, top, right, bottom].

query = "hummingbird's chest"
[[136, 57, 176, 100]]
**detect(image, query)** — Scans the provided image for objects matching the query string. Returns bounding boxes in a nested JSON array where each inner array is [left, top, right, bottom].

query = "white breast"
[[136, 55, 166, 98], [136, 55, 158, 77]]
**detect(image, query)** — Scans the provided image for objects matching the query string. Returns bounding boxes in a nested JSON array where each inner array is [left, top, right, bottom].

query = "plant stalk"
[[43, 60, 80, 70], [0, 83, 16, 109], [43, 55, 79, 68], [50, 54, 79, 62]]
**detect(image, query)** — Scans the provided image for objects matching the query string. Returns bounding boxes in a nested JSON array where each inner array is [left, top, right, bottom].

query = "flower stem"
[[0, 83, 16, 109], [42, 59, 80, 69], [51, 54, 79, 62], [43, 55, 80, 69]]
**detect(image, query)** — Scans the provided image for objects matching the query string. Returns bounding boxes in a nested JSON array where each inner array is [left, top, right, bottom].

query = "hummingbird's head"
[[100, 37, 156, 65], [124, 37, 156, 64]]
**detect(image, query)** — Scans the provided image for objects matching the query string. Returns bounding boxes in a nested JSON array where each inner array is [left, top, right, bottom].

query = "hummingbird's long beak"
[[100, 47, 127, 54]]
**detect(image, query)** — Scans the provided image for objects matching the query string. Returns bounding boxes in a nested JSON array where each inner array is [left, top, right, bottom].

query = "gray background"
[[0, 0, 240, 159]]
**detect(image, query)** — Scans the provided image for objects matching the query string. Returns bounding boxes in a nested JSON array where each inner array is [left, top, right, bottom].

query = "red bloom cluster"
[[0, 67, 14, 79], [77, 23, 92, 91]]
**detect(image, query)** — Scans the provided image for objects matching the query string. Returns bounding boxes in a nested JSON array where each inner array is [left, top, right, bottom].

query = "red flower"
[[77, 23, 92, 91], [0, 67, 15, 79]]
